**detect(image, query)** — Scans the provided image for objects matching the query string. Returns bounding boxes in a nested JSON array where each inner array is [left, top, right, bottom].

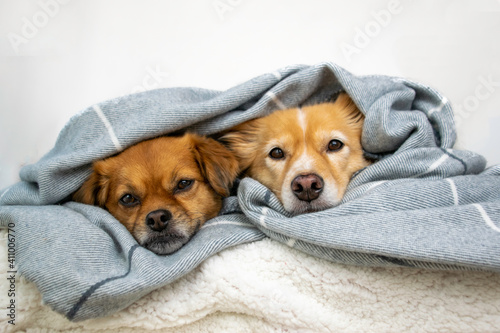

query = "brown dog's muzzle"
[[146, 209, 172, 232]]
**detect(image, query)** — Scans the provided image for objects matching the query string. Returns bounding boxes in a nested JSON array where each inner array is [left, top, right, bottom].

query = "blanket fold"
[[1, 62, 499, 321]]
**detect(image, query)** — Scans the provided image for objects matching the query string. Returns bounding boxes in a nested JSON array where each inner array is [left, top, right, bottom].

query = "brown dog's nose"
[[291, 174, 324, 202], [146, 209, 172, 232]]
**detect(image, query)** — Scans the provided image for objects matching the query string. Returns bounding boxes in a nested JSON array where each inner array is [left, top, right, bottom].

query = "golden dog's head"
[[222, 93, 370, 215], [73, 134, 238, 254]]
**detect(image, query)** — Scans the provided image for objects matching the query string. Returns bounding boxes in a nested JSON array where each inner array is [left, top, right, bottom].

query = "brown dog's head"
[[73, 134, 238, 255], [221, 93, 370, 215]]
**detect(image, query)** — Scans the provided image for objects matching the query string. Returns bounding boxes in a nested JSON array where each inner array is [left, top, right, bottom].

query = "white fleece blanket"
[[2, 231, 499, 332]]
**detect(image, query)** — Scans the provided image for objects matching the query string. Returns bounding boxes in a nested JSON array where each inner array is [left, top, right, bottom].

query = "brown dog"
[[221, 93, 370, 215], [73, 134, 238, 255]]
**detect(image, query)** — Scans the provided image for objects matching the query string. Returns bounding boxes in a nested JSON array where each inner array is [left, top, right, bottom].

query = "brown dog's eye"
[[327, 139, 344, 152], [177, 179, 193, 191], [269, 147, 285, 160], [119, 194, 139, 207]]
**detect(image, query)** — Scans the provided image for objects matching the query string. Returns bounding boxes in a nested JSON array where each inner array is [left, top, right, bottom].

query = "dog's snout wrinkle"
[[146, 209, 172, 232], [291, 174, 324, 202]]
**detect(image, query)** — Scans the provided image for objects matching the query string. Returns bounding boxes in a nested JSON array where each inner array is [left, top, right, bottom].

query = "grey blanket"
[[1, 63, 500, 321]]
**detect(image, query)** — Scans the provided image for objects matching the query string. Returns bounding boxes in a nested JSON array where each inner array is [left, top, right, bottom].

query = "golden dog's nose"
[[291, 174, 324, 202], [146, 209, 172, 232]]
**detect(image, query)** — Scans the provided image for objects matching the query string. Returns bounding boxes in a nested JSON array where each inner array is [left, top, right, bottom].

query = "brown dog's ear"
[[218, 119, 261, 174], [189, 134, 239, 197], [72, 160, 112, 207]]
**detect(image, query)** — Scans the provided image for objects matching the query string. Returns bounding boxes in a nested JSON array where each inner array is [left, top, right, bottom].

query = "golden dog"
[[222, 93, 370, 215]]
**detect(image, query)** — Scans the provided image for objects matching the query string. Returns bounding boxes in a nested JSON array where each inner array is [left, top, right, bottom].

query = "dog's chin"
[[141, 232, 190, 255], [286, 199, 340, 216]]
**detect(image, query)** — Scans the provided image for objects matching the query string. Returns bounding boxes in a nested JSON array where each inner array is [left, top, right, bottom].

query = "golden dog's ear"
[[218, 119, 261, 173], [335, 92, 365, 126], [72, 160, 111, 207], [190, 134, 239, 197]]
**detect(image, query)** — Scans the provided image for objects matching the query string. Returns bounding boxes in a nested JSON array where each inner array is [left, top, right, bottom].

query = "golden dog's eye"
[[327, 139, 344, 152], [269, 147, 285, 160], [119, 194, 139, 207], [177, 179, 193, 191]]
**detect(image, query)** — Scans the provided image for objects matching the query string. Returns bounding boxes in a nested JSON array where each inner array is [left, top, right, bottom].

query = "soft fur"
[[73, 134, 238, 255], [221, 93, 370, 215]]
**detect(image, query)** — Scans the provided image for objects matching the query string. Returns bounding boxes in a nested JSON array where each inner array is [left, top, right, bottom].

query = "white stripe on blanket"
[[93, 105, 123, 151], [266, 91, 286, 110], [474, 203, 500, 233], [446, 178, 459, 205], [428, 96, 448, 115]]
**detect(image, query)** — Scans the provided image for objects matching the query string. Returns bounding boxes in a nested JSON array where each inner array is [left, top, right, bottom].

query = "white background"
[[1, 0, 499, 190]]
